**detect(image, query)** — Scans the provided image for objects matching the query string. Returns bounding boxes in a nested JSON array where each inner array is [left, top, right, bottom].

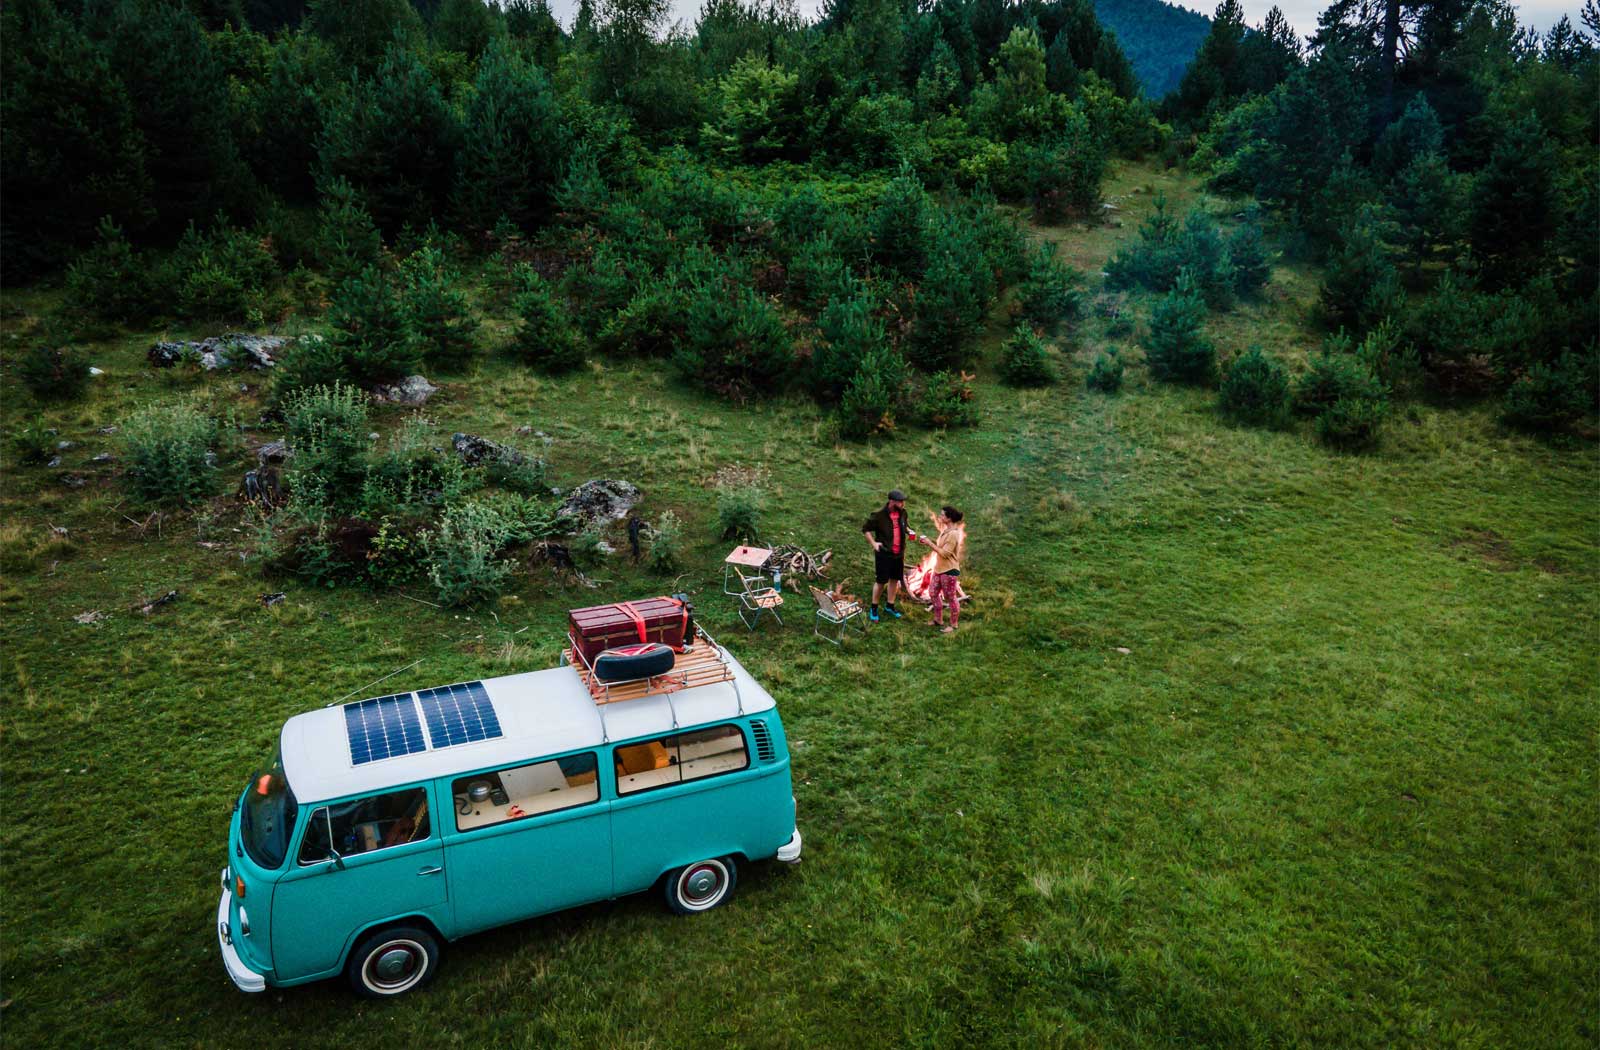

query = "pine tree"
[[1320, 217, 1404, 334], [1145, 271, 1215, 384], [870, 172, 931, 280], [308, 0, 423, 73], [316, 178, 383, 286], [452, 43, 565, 234], [399, 247, 479, 372], [434, 0, 503, 59], [0, 0, 154, 273], [512, 272, 585, 374], [813, 287, 887, 402], [317, 46, 460, 235], [324, 266, 419, 385], [109, 2, 255, 236], [1387, 151, 1462, 278], [1470, 113, 1558, 288], [1372, 94, 1445, 180]]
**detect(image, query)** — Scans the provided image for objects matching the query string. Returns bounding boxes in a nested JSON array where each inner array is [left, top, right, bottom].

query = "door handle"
[[418, 865, 444, 876]]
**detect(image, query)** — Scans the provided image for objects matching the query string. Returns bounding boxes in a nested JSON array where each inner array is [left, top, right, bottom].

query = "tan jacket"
[[930, 526, 965, 574]]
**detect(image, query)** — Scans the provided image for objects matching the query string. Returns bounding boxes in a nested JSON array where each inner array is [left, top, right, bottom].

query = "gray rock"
[[96, 425, 118, 436], [451, 432, 529, 468], [90, 452, 114, 464], [557, 479, 641, 531], [56, 441, 76, 451], [149, 333, 290, 371], [371, 375, 438, 406], [255, 440, 291, 465], [46, 456, 61, 468]]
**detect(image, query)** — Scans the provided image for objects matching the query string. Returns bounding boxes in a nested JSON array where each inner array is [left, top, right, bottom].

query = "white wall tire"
[[664, 857, 737, 915], [346, 925, 440, 998]]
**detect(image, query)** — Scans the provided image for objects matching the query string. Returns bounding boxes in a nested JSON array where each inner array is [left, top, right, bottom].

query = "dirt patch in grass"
[[1449, 528, 1520, 571]]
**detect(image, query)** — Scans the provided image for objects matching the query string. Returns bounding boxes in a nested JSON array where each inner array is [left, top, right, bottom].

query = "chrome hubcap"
[[684, 864, 721, 901], [373, 946, 417, 985]]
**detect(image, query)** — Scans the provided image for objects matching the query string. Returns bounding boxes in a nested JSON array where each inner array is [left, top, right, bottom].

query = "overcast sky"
[[541, 0, 1581, 43]]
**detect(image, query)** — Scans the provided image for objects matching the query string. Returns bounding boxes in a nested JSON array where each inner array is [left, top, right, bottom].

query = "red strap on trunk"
[[618, 601, 648, 643]]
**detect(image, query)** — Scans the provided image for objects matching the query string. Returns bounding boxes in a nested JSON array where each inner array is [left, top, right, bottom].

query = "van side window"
[[453, 753, 599, 832], [298, 787, 431, 865], [614, 724, 748, 796]]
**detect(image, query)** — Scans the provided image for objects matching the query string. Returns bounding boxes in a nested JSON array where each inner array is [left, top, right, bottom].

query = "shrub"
[[276, 267, 416, 399], [674, 284, 793, 401], [1145, 273, 1215, 385], [359, 416, 472, 515], [65, 217, 154, 322], [838, 344, 910, 439], [1220, 347, 1291, 426], [17, 344, 90, 402], [568, 527, 608, 569], [1105, 200, 1239, 308], [168, 221, 279, 321], [916, 369, 979, 428], [1086, 348, 1124, 393], [644, 510, 684, 574], [715, 484, 764, 542], [511, 271, 584, 374], [999, 328, 1056, 386], [10, 427, 56, 466], [424, 501, 519, 606], [283, 382, 370, 512], [1018, 243, 1084, 329], [366, 515, 428, 587], [1502, 352, 1593, 432], [399, 246, 478, 372], [1315, 396, 1387, 450], [121, 399, 219, 507]]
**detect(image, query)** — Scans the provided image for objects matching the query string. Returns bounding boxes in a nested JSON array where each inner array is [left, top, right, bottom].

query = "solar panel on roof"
[[344, 693, 427, 766], [416, 681, 502, 749]]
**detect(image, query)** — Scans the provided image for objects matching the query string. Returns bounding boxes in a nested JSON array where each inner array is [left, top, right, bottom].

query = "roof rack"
[[563, 627, 743, 741]]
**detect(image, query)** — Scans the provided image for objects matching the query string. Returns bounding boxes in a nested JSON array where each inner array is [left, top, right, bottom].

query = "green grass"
[[1, 163, 1595, 1049]]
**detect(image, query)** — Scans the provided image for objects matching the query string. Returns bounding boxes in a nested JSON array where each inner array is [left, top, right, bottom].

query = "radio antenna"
[[330, 660, 422, 706]]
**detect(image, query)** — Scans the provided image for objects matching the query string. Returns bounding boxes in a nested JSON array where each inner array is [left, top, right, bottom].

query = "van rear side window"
[[299, 788, 430, 865], [453, 754, 599, 831], [615, 725, 748, 796]]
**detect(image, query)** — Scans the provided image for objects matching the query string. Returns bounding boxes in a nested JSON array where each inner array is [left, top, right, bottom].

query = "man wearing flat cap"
[[861, 489, 911, 622]]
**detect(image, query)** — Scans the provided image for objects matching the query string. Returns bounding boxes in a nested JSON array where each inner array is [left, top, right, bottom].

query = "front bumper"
[[776, 827, 803, 864], [217, 876, 266, 993]]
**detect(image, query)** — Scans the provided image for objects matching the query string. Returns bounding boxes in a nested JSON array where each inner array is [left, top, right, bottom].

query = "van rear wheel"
[[347, 925, 440, 998], [665, 856, 737, 914]]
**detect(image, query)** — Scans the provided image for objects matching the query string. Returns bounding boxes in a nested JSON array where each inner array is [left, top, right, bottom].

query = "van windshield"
[[240, 752, 299, 870]]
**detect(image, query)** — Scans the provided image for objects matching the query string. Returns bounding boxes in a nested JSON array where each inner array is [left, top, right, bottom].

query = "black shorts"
[[874, 549, 905, 584]]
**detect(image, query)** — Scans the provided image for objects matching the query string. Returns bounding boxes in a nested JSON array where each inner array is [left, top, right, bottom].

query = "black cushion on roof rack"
[[593, 643, 676, 683]]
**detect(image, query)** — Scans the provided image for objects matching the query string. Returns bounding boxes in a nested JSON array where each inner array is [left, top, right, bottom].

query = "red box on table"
[[567, 596, 695, 666]]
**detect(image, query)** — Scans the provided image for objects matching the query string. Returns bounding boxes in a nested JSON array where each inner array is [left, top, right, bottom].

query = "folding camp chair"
[[810, 586, 866, 645], [733, 568, 784, 630]]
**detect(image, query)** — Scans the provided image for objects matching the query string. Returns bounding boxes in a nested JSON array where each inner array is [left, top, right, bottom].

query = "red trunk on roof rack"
[[567, 595, 695, 665]]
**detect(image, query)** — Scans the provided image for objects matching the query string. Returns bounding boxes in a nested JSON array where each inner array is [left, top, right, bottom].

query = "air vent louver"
[[750, 719, 776, 763]]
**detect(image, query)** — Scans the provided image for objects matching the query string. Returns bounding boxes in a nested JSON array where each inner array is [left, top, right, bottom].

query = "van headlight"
[[238, 907, 251, 936]]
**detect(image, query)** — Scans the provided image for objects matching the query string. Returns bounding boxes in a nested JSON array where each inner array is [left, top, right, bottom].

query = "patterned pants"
[[929, 573, 960, 627]]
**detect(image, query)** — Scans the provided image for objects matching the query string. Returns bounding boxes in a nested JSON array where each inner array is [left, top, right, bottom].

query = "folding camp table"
[[723, 545, 773, 595]]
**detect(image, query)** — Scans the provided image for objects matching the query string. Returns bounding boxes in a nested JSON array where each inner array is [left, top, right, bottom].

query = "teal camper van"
[[217, 630, 800, 997]]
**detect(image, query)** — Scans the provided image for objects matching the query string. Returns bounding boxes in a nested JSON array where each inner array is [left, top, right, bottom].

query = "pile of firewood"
[[762, 545, 832, 592]]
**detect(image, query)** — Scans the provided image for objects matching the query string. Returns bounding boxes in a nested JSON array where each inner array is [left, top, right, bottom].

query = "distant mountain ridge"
[[1092, 0, 1211, 98]]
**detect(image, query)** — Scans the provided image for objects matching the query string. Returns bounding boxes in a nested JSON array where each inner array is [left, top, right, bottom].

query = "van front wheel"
[[665, 857, 737, 915], [347, 925, 440, 998]]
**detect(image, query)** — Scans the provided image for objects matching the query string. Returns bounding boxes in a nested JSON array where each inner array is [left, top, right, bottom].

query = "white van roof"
[[280, 650, 777, 804]]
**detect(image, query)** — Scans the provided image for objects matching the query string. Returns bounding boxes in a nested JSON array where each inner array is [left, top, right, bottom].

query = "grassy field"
[[1, 162, 1595, 1049]]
